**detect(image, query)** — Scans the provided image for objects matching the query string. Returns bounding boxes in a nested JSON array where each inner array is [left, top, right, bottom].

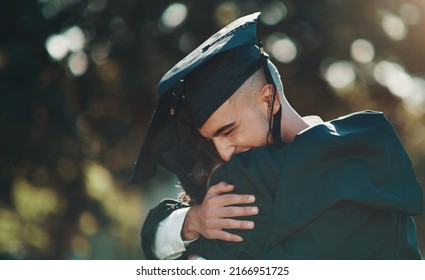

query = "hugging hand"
[[181, 181, 259, 241]]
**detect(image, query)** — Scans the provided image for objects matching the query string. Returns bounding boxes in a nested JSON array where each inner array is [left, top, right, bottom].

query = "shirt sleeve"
[[152, 207, 198, 259]]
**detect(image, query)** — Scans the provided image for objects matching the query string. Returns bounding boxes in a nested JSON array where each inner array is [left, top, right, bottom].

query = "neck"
[[280, 106, 309, 143]]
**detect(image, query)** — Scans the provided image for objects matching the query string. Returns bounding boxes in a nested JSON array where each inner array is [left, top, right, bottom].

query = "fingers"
[[207, 182, 256, 207], [201, 218, 255, 240], [209, 218, 255, 231], [201, 227, 246, 242], [210, 230, 244, 242], [205, 219, 256, 241], [215, 206, 259, 218], [211, 193, 256, 207]]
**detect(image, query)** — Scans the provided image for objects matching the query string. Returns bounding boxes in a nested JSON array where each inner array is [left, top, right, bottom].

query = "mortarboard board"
[[129, 12, 281, 185]]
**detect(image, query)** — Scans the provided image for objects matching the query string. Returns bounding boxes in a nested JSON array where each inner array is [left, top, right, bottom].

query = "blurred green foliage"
[[0, 0, 424, 259]]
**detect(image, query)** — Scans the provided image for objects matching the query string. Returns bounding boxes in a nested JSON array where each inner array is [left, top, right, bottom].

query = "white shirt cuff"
[[152, 207, 197, 259]]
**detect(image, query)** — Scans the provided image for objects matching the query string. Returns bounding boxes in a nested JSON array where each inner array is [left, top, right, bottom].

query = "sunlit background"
[[1, 0, 424, 259]]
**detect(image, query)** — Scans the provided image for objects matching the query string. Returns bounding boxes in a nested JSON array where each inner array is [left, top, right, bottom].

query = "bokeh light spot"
[[266, 33, 297, 63], [45, 34, 68, 60], [179, 32, 196, 53], [84, 161, 114, 201], [79, 211, 99, 236], [373, 60, 404, 87], [214, 1, 240, 27], [40, 0, 82, 19], [381, 13, 407, 41], [159, 3, 188, 33], [399, 3, 421, 26], [403, 77, 425, 114], [373, 60, 425, 113], [12, 179, 60, 223], [351, 39, 375, 64], [22, 224, 50, 251], [68, 51, 88, 76], [90, 39, 111, 65], [87, 0, 108, 13], [0, 209, 22, 252], [71, 234, 91, 259], [325, 61, 356, 89], [63, 26, 86, 52], [260, 1, 287, 25]]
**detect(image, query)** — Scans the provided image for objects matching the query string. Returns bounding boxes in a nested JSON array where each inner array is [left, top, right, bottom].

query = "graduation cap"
[[129, 12, 282, 186]]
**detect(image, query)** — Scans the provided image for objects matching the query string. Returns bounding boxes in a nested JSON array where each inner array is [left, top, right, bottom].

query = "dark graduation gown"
[[142, 111, 424, 259]]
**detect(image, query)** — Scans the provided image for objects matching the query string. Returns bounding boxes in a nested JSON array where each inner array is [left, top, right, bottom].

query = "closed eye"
[[223, 128, 235, 136], [212, 122, 237, 138]]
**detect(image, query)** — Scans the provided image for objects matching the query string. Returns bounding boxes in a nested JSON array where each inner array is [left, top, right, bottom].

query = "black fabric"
[[185, 45, 262, 128], [141, 199, 189, 260], [129, 81, 201, 183], [182, 111, 423, 259], [158, 13, 260, 96]]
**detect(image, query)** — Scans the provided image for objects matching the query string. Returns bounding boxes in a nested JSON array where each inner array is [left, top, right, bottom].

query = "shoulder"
[[332, 110, 388, 124], [332, 111, 401, 132], [330, 110, 398, 137], [298, 110, 392, 138]]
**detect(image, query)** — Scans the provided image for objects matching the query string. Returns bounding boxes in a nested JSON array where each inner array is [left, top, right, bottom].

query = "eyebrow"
[[212, 122, 236, 138]]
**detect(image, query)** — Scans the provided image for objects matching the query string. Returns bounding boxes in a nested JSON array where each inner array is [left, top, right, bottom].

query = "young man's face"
[[199, 97, 271, 161]]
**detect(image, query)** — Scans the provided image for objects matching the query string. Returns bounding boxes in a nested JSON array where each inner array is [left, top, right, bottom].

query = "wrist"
[[181, 206, 201, 241]]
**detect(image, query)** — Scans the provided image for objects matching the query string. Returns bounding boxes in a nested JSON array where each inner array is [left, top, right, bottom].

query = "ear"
[[259, 84, 281, 115]]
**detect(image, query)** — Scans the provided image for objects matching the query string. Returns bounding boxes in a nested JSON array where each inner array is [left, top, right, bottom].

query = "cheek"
[[252, 109, 270, 139], [240, 114, 270, 146]]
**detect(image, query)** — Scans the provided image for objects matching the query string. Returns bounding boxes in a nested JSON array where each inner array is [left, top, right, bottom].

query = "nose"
[[213, 139, 236, 162]]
